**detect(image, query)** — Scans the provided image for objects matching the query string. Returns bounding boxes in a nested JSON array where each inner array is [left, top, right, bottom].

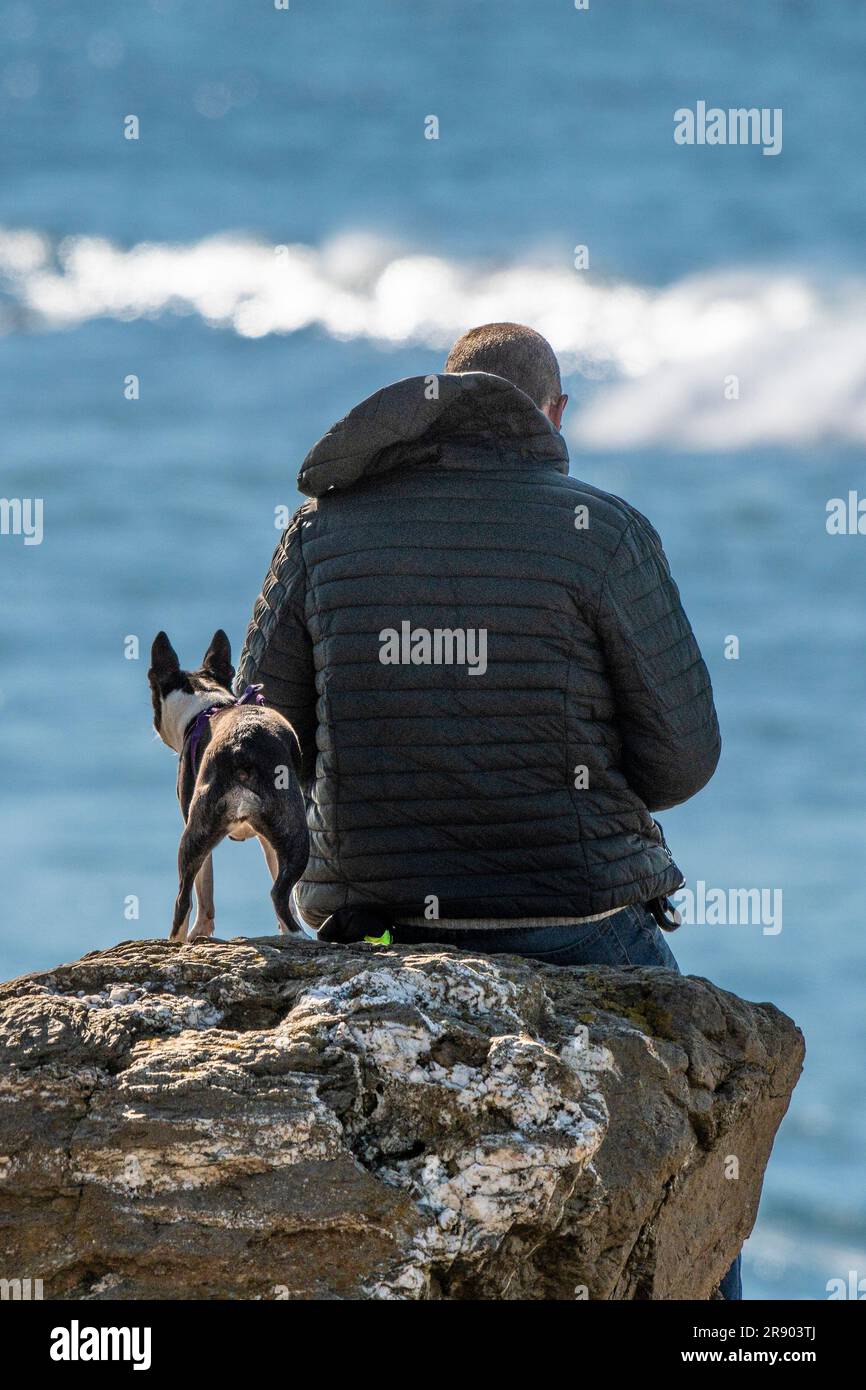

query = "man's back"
[[236, 371, 720, 931]]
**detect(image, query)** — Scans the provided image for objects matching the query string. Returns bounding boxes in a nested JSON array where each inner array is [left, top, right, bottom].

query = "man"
[[236, 323, 735, 1295], [237, 321, 720, 945]]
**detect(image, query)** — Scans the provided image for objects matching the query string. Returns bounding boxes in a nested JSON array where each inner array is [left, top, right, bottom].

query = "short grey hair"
[[444, 322, 562, 410]]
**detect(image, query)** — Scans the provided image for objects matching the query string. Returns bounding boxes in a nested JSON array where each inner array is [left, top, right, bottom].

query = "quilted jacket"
[[236, 372, 721, 930]]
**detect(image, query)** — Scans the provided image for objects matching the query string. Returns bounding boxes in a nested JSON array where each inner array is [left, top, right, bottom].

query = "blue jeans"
[[396, 903, 743, 1301]]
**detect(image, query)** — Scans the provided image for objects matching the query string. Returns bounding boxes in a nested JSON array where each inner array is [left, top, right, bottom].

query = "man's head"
[[444, 322, 568, 429]]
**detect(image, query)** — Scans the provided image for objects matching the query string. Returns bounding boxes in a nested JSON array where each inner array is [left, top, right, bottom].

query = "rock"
[[0, 937, 803, 1300]]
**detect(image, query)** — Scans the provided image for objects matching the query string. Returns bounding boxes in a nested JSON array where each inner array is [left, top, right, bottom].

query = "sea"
[[0, 0, 863, 1301]]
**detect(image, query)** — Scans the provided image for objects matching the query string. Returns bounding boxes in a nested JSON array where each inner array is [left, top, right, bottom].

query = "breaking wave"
[[1, 225, 863, 450]]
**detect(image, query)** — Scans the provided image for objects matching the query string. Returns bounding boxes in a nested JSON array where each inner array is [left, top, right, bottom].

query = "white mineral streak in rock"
[[6, 981, 223, 1037], [88, 1273, 123, 1296], [71, 1034, 345, 1195], [289, 957, 610, 1299], [559, 1032, 616, 1076], [75, 989, 222, 1031], [71, 1106, 342, 1195]]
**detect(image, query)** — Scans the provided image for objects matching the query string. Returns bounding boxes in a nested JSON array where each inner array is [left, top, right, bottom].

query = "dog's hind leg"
[[261, 830, 307, 936], [171, 800, 225, 943], [257, 831, 304, 934], [257, 834, 287, 932], [258, 834, 279, 881], [271, 865, 299, 935], [189, 853, 215, 943]]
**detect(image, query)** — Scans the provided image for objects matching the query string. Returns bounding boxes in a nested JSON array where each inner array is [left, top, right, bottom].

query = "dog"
[[148, 629, 309, 943]]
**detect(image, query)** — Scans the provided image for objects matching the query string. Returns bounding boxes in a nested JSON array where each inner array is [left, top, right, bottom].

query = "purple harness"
[[183, 684, 265, 775]]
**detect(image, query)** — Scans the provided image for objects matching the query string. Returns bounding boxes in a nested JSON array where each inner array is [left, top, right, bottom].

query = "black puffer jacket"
[[236, 373, 720, 930]]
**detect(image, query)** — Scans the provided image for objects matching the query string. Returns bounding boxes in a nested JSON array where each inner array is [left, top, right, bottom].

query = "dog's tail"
[[226, 785, 262, 817], [219, 780, 265, 840]]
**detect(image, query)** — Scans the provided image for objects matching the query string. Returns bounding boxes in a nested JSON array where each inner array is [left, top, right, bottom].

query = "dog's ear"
[[149, 631, 180, 683], [202, 629, 234, 688]]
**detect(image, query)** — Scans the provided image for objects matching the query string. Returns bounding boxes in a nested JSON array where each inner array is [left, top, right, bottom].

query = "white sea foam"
[[2, 225, 863, 450]]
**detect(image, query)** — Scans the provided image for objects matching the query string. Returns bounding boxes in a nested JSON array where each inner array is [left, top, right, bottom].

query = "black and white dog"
[[148, 630, 309, 943]]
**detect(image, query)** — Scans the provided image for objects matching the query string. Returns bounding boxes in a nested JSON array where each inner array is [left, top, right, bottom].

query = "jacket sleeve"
[[594, 513, 721, 812], [234, 502, 317, 790]]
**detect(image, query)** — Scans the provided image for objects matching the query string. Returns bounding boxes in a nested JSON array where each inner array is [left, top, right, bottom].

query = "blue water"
[[1, 0, 864, 1301]]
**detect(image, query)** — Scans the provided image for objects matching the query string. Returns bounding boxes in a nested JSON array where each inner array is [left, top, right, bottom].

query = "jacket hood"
[[297, 372, 569, 498]]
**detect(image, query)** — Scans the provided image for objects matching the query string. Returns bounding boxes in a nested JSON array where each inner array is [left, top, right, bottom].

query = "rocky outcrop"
[[0, 937, 803, 1300]]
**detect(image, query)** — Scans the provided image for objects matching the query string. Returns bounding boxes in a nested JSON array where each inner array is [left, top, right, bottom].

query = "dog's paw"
[[186, 919, 215, 945]]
